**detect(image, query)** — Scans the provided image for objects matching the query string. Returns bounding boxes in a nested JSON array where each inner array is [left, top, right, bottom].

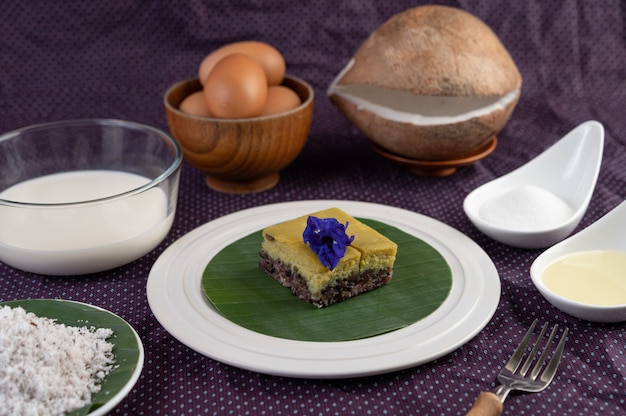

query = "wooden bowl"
[[164, 75, 314, 193], [370, 136, 497, 176]]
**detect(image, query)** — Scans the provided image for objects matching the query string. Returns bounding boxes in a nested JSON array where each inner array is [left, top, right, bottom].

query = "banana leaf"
[[202, 219, 452, 342]]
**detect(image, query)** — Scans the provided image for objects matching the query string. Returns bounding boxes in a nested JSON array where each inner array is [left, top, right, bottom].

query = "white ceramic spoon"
[[463, 120, 604, 249], [530, 199, 626, 322]]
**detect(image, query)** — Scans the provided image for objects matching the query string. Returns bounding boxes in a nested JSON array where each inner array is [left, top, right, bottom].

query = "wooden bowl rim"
[[164, 75, 314, 122]]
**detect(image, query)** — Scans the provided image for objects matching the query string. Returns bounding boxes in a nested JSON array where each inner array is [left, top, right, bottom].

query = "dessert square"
[[259, 208, 397, 307]]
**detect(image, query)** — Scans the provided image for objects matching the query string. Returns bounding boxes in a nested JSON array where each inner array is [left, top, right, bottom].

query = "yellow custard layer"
[[261, 208, 398, 296]]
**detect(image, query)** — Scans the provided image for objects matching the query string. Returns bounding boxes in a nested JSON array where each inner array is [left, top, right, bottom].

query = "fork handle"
[[465, 392, 503, 416]]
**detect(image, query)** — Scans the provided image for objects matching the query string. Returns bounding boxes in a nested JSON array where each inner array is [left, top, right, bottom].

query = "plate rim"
[[0, 298, 145, 415], [147, 200, 500, 378]]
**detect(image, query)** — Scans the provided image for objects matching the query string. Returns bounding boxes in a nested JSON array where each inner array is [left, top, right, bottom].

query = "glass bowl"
[[0, 119, 182, 275]]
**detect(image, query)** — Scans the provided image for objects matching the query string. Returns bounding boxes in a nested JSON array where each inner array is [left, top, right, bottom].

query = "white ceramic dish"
[[530, 200, 626, 323], [0, 299, 144, 415], [147, 200, 501, 379], [463, 120, 604, 249]]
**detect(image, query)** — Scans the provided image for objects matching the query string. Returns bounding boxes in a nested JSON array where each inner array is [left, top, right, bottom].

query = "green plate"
[[202, 219, 452, 342], [0, 299, 144, 416]]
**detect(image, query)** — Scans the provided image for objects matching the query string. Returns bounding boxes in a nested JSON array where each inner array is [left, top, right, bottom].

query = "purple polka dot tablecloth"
[[1, 1, 625, 415]]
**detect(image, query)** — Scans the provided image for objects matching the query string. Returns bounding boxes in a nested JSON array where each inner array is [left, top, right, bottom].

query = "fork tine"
[[466, 321, 568, 414], [519, 322, 548, 376], [538, 327, 569, 384], [529, 324, 559, 379], [504, 319, 538, 372]]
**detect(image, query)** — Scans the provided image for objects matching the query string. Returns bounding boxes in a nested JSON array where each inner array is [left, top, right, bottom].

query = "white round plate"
[[147, 200, 500, 378]]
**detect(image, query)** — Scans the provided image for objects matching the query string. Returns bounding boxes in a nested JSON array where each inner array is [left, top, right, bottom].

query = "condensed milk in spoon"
[[531, 199, 626, 322]]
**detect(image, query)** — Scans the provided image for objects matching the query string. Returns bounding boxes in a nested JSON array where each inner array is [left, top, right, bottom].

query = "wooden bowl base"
[[370, 136, 497, 177], [205, 173, 280, 194]]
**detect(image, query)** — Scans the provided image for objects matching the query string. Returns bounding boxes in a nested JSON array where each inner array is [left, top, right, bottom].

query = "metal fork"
[[465, 319, 568, 416]]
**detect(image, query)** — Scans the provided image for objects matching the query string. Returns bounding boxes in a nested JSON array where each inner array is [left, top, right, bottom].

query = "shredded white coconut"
[[0, 305, 116, 416]]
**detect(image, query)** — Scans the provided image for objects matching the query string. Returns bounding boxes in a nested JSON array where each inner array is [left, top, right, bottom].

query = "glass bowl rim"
[[0, 118, 183, 208]]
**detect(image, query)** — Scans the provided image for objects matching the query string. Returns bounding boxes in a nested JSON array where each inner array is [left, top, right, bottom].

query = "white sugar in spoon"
[[463, 120, 604, 249]]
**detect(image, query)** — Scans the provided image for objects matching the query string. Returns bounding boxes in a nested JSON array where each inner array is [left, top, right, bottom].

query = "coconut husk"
[[330, 92, 519, 160], [328, 5, 522, 162], [338, 5, 521, 97]]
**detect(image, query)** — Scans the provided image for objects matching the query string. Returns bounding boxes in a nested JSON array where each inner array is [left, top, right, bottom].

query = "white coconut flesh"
[[328, 59, 520, 127]]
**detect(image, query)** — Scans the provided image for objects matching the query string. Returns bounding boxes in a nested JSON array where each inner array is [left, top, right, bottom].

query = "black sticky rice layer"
[[259, 250, 393, 308]]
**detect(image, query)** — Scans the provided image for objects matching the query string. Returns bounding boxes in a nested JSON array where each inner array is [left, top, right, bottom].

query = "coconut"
[[327, 5, 522, 164]]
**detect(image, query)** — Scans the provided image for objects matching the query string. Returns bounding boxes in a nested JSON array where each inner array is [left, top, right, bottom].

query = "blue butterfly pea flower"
[[303, 216, 355, 270]]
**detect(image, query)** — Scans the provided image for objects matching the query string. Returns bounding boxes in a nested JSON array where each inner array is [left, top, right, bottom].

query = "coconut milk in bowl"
[[0, 119, 182, 275]]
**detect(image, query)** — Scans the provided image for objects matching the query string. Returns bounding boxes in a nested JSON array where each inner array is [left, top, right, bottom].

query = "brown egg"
[[260, 86, 301, 116], [179, 91, 211, 117], [204, 54, 268, 119], [198, 41, 286, 86]]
